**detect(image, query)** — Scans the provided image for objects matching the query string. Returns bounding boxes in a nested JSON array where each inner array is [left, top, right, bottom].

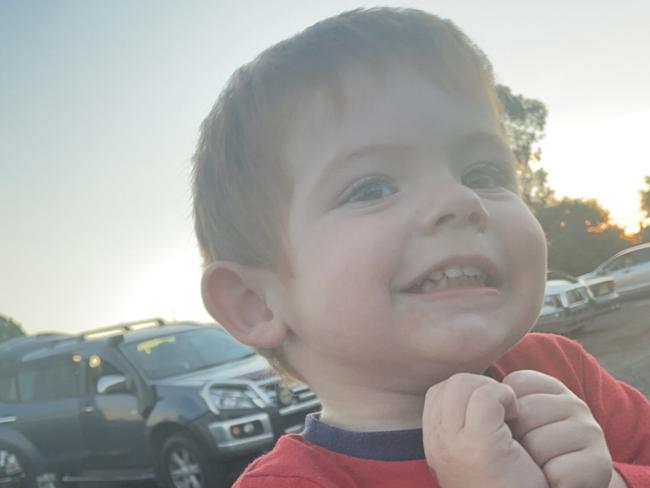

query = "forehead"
[[284, 68, 505, 189]]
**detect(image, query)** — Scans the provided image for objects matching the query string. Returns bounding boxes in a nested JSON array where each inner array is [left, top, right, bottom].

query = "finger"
[[509, 393, 583, 439], [423, 381, 445, 433], [543, 448, 612, 488], [464, 382, 519, 436], [519, 419, 602, 467], [441, 374, 500, 432], [503, 370, 569, 398]]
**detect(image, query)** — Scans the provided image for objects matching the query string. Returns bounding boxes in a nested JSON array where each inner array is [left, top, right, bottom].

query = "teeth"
[[462, 265, 482, 277], [412, 264, 491, 292], [443, 266, 463, 278], [430, 265, 487, 281]]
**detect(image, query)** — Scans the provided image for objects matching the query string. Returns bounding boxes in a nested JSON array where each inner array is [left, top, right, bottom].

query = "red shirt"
[[234, 333, 650, 487]]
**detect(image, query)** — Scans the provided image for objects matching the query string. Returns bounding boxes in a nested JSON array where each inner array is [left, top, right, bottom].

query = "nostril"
[[435, 214, 455, 227]]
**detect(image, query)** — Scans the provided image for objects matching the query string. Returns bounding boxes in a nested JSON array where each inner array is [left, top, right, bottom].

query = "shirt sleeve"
[[578, 342, 650, 487]]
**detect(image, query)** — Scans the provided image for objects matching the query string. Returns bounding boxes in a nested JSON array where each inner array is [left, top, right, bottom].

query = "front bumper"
[[200, 398, 321, 457], [535, 305, 594, 334]]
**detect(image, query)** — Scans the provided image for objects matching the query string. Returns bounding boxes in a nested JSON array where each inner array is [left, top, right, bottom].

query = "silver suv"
[[580, 243, 650, 300]]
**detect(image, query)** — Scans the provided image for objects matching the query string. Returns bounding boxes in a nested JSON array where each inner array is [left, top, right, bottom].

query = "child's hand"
[[423, 373, 549, 488], [503, 370, 615, 488]]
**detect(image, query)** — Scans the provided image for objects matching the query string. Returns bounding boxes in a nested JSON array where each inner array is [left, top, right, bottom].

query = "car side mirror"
[[97, 374, 129, 394]]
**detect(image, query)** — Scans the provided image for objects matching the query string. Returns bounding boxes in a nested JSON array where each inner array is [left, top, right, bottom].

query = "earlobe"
[[201, 262, 288, 349]]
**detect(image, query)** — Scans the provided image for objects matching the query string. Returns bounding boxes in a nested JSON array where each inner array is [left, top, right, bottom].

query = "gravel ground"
[[571, 296, 650, 398]]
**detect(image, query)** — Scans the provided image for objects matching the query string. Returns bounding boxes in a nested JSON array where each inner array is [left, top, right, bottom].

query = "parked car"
[[0, 319, 320, 488], [534, 270, 620, 335], [580, 243, 650, 300], [548, 269, 621, 316]]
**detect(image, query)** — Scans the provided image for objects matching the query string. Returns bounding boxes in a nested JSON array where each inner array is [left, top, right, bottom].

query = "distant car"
[[548, 269, 621, 316], [580, 243, 650, 300], [535, 273, 593, 335], [0, 319, 320, 488], [534, 270, 620, 335]]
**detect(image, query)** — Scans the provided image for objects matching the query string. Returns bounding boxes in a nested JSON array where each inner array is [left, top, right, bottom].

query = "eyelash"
[[339, 175, 398, 205], [338, 163, 515, 206], [462, 163, 516, 191]]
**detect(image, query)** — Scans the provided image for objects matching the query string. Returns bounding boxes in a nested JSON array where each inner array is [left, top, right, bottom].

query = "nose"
[[418, 181, 489, 234]]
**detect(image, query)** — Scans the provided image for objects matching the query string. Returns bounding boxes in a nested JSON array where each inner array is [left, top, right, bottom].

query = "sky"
[[1, 0, 649, 335]]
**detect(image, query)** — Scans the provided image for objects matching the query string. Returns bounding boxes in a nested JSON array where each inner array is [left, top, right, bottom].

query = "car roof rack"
[[79, 318, 166, 341]]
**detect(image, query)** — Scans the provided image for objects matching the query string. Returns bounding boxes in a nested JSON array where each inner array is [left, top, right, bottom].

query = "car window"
[[604, 255, 635, 272], [86, 355, 128, 394], [17, 355, 81, 402], [121, 328, 254, 380], [0, 371, 18, 403], [634, 248, 650, 264]]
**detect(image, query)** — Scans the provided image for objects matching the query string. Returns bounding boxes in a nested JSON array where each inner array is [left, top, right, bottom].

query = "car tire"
[[0, 448, 64, 488], [0, 447, 26, 488], [159, 433, 226, 488]]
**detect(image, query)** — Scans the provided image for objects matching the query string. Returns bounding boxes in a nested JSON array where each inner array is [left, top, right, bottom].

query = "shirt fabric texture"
[[233, 332, 650, 487]]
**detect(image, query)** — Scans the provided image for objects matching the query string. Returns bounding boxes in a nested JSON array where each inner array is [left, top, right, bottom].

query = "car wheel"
[[159, 433, 225, 488], [32, 472, 64, 488], [0, 449, 63, 488], [0, 448, 26, 487]]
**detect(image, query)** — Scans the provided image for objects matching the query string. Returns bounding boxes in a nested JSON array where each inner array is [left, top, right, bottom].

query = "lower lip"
[[404, 286, 500, 301]]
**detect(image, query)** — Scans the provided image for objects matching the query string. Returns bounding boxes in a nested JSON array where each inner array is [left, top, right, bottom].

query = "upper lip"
[[400, 254, 502, 292]]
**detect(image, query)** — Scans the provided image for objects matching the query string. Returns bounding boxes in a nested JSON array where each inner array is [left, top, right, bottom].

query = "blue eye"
[[463, 163, 515, 191], [341, 176, 398, 205]]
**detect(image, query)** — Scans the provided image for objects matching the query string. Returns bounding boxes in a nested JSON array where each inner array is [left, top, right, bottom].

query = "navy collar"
[[301, 413, 425, 461]]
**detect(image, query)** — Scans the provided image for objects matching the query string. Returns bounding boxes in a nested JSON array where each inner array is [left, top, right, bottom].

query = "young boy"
[[192, 8, 650, 487]]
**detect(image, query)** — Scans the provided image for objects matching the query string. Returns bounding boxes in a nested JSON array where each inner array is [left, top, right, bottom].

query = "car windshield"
[[120, 328, 255, 380]]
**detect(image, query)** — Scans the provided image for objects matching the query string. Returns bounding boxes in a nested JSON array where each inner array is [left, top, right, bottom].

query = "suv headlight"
[[203, 386, 265, 414]]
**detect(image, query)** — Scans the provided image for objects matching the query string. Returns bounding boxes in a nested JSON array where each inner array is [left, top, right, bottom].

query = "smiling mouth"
[[404, 264, 498, 294]]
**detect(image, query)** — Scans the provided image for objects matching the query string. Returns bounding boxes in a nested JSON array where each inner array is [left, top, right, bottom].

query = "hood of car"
[[545, 279, 583, 294], [152, 354, 273, 387]]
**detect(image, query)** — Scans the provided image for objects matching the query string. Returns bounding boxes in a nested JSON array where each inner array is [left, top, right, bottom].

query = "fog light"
[[230, 420, 262, 439]]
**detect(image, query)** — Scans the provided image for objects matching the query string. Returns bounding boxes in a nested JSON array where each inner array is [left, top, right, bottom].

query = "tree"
[[0, 314, 25, 344], [497, 85, 555, 210], [641, 176, 650, 220], [535, 198, 633, 275]]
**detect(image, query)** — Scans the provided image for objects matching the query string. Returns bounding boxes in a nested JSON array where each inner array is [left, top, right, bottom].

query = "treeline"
[[498, 85, 650, 276], [0, 314, 25, 344]]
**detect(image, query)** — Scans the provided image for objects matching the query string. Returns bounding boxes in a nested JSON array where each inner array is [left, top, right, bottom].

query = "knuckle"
[[543, 455, 573, 488], [520, 431, 543, 461]]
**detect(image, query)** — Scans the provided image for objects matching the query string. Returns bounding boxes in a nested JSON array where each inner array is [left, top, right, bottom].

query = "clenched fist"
[[423, 373, 549, 488], [423, 371, 623, 488], [503, 370, 616, 488]]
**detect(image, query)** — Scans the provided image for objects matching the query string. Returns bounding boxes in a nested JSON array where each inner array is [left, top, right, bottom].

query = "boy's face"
[[277, 68, 547, 393]]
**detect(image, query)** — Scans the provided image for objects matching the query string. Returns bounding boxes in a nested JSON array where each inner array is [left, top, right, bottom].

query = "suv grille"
[[566, 287, 589, 306], [255, 376, 318, 412]]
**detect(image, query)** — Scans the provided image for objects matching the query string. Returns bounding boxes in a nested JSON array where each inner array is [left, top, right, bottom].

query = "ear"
[[201, 262, 289, 349]]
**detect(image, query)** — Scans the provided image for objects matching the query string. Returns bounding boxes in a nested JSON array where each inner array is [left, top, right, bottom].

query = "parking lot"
[[80, 297, 650, 488], [572, 296, 650, 398]]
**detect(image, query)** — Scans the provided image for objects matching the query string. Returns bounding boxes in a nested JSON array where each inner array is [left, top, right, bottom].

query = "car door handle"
[[0, 416, 16, 424]]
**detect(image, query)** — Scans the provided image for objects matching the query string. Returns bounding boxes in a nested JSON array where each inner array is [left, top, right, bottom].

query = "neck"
[[316, 383, 428, 432]]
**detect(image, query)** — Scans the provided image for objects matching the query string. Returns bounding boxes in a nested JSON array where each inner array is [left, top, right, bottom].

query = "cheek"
[[501, 205, 547, 303], [292, 216, 404, 313]]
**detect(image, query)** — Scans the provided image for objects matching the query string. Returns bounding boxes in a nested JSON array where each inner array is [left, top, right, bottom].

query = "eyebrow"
[[447, 130, 512, 157]]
